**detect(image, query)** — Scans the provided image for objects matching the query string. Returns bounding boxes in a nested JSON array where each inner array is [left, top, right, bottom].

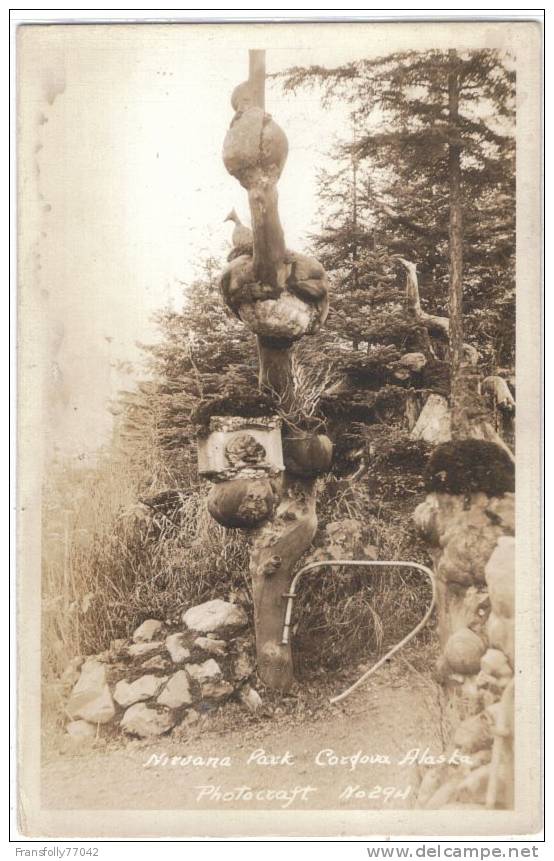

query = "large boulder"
[[201, 680, 234, 702], [67, 660, 115, 724], [113, 675, 167, 708], [165, 633, 191, 664], [157, 671, 193, 708], [120, 703, 176, 738], [485, 536, 515, 619], [238, 685, 263, 713], [186, 659, 222, 684], [193, 636, 227, 656], [182, 599, 247, 635], [232, 652, 255, 681], [128, 642, 161, 658], [132, 619, 164, 643]]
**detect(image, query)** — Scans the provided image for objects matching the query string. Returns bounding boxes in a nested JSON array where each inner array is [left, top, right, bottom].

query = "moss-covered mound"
[[424, 439, 515, 496], [192, 388, 276, 431]]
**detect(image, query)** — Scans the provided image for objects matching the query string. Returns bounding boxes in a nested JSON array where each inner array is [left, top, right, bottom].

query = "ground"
[[42, 656, 445, 812]]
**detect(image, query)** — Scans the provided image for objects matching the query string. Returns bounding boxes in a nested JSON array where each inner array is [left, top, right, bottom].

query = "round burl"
[[480, 648, 512, 680], [444, 627, 486, 675], [220, 255, 280, 317], [285, 251, 330, 329], [222, 107, 288, 189], [208, 478, 276, 529], [487, 614, 514, 666], [238, 293, 321, 341], [282, 433, 333, 477], [219, 249, 329, 340]]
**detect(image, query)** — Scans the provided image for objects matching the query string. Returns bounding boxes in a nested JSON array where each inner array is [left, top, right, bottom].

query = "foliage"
[[281, 49, 516, 368]]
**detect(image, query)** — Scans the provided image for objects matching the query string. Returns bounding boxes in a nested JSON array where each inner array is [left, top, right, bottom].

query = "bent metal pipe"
[[280, 559, 437, 705]]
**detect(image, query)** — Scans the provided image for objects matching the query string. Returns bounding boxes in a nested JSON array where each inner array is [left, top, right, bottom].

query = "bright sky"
[[18, 22, 518, 460]]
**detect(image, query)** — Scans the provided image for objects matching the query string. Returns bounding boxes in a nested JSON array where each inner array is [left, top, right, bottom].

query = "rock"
[[456, 764, 491, 805], [486, 494, 515, 535], [182, 599, 247, 635], [425, 779, 460, 809], [416, 768, 444, 807], [166, 633, 191, 664], [61, 656, 84, 688], [180, 709, 200, 727], [325, 519, 363, 546], [67, 660, 115, 724], [120, 703, 176, 738], [398, 352, 427, 372], [141, 655, 171, 671], [238, 685, 263, 713], [485, 536, 515, 618], [110, 638, 127, 652], [66, 719, 96, 740], [233, 652, 254, 680], [128, 642, 161, 658], [186, 658, 222, 684], [454, 713, 492, 754], [201, 680, 234, 701], [411, 394, 451, 445], [480, 648, 512, 680], [132, 619, 164, 643], [194, 636, 227, 656], [487, 613, 514, 666], [114, 675, 167, 708], [157, 671, 193, 708]]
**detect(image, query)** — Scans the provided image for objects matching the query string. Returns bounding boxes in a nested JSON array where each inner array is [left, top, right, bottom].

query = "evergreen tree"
[[282, 49, 515, 368]]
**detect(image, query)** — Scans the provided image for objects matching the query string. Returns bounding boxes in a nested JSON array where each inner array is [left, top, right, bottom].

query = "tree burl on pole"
[[199, 50, 332, 691]]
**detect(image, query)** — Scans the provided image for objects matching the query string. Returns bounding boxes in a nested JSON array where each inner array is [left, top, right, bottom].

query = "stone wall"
[[63, 599, 261, 741], [413, 440, 515, 809]]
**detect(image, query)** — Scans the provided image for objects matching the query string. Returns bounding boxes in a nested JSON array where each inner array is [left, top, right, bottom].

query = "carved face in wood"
[[225, 432, 267, 467]]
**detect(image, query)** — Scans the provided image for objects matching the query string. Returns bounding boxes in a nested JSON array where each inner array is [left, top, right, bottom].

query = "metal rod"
[[280, 559, 436, 705]]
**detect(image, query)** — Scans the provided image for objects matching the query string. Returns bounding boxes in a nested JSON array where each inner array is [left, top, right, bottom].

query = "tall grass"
[[42, 452, 250, 682], [42, 429, 433, 687]]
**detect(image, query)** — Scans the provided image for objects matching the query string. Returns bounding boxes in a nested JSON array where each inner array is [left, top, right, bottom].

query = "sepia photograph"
[[15, 17, 542, 840]]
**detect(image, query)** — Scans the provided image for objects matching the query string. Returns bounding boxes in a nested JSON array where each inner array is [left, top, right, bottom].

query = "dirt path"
[[42, 671, 443, 812]]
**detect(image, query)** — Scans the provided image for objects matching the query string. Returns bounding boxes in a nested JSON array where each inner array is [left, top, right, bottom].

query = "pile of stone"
[[64, 599, 262, 740], [414, 444, 515, 809]]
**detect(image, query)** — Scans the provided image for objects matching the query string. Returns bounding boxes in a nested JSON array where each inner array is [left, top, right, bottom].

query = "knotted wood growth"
[[206, 51, 331, 690]]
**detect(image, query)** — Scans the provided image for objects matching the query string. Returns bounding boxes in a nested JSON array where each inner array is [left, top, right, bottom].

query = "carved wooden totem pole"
[[199, 51, 331, 691]]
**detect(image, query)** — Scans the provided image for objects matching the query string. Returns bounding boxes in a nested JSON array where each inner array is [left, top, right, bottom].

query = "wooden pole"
[[245, 50, 312, 690], [219, 50, 329, 690], [248, 49, 266, 111]]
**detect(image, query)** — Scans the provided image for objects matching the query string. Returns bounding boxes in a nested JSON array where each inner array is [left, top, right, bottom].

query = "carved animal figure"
[[224, 209, 253, 250]]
